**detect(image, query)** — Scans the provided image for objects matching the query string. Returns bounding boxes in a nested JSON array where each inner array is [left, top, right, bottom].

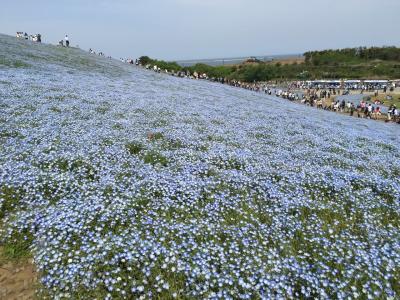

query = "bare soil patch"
[[0, 248, 37, 300]]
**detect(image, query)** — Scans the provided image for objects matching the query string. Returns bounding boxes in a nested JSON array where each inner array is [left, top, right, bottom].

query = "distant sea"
[[176, 54, 303, 67]]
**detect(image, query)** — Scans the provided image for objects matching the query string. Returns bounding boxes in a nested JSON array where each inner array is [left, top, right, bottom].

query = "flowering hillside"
[[1, 34, 400, 299]]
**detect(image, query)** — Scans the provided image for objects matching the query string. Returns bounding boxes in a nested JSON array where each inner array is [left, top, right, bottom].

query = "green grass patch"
[[0, 57, 30, 68], [0, 185, 25, 219], [126, 142, 145, 155], [152, 119, 168, 127], [39, 158, 98, 181], [0, 130, 24, 139], [95, 106, 110, 114], [211, 157, 245, 171], [206, 135, 225, 143], [0, 229, 33, 262], [38, 180, 63, 205], [143, 151, 168, 167], [112, 123, 124, 130], [50, 106, 62, 113]]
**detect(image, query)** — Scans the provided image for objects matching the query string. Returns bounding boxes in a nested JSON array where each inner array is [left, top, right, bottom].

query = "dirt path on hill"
[[0, 251, 37, 300]]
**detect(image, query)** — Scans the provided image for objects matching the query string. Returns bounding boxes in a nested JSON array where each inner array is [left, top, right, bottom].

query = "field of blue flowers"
[[1, 34, 400, 299]]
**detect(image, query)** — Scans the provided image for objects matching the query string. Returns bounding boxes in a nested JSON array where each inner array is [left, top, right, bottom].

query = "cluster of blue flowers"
[[0, 34, 399, 299]]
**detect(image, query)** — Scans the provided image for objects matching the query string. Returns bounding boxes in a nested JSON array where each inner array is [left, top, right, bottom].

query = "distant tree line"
[[304, 46, 400, 65], [139, 46, 400, 82], [138, 56, 182, 72]]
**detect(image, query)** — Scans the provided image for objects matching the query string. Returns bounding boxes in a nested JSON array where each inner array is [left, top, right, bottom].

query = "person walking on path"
[[65, 35, 70, 47]]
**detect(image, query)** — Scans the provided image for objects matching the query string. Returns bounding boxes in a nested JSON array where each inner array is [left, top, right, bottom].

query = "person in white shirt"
[[65, 35, 69, 47], [346, 101, 351, 112], [394, 108, 399, 122]]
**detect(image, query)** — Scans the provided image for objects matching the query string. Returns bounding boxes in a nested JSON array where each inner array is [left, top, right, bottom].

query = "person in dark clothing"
[[350, 103, 355, 116], [357, 105, 361, 118]]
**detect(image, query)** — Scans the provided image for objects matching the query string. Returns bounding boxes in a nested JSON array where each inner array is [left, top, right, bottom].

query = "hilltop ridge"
[[0, 33, 126, 75]]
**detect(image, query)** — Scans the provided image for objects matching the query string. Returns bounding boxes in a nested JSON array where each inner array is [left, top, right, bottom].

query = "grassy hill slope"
[[1, 34, 400, 299]]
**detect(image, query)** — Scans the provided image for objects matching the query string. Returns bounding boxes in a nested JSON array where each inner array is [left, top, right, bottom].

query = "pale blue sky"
[[1, 0, 399, 61]]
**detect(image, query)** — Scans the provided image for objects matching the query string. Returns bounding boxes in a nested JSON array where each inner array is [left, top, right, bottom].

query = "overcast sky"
[[1, 0, 399, 61]]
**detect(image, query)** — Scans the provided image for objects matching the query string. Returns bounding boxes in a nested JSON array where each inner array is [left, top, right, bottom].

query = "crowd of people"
[[16, 32, 41, 42], [58, 35, 70, 47], [135, 60, 400, 124], [57, 35, 113, 59], [301, 96, 384, 120], [119, 58, 139, 64], [388, 105, 400, 122], [89, 48, 112, 59], [278, 88, 399, 123], [308, 81, 393, 92]]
